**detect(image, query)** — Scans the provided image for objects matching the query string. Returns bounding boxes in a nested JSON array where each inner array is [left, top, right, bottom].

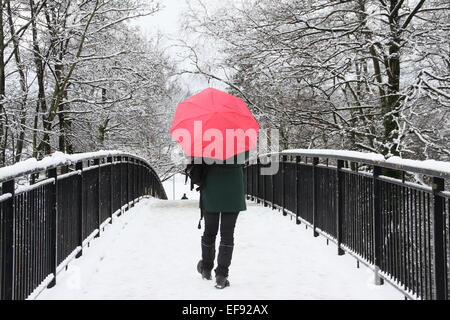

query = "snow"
[[56, 248, 82, 275], [15, 178, 54, 195], [0, 150, 147, 183], [385, 156, 450, 176], [0, 193, 12, 202], [36, 176, 402, 300], [281, 149, 386, 162], [266, 149, 450, 176], [27, 274, 55, 301], [162, 173, 200, 201]]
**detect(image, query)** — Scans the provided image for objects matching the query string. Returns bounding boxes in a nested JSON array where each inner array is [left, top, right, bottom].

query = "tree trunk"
[[6, 0, 29, 163], [58, 88, 73, 153], [32, 104, 39, 159], [383, 0, 402, 158], [97, 88, 109, 148], [37, 0, 99, 156], [30, 0, 49, 158], [0, 0, 6, 165]]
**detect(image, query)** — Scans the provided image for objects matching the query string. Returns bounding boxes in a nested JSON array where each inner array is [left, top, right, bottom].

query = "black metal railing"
[[0, 151, 167, 300], [245, 150, 449, 300]]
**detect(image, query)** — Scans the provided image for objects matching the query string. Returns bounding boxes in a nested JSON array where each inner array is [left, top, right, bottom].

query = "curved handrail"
[[0, 150, 158, 184], [0, 150, 167, 300], [245, 149, 449, 300], [256, 149, 450, 179]]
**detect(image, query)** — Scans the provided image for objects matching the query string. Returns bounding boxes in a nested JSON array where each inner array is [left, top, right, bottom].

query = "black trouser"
[[201, 211, 239, 277]]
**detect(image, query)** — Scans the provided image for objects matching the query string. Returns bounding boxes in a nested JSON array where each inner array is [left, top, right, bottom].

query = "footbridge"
[[0, 150, 448, 300]]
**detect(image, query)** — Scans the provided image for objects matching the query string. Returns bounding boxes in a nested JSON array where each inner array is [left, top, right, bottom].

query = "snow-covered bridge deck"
[[37, 184, 402, 299]]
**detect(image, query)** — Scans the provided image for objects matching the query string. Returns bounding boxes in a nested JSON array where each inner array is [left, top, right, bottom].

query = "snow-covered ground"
[[162, 173, 200, 201], [37, 175, 402, 300]]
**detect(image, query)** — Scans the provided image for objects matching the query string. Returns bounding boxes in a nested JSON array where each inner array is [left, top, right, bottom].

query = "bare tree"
[[181, 0, 449, 162], [0, 0, 183, 177]]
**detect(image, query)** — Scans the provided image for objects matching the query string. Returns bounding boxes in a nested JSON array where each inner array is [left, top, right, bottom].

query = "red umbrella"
[[169, 88, 259, 161]]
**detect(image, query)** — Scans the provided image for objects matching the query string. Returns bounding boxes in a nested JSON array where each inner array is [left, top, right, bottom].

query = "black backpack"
[[184, 159, 207, 191], [184, 159, 208, 229]]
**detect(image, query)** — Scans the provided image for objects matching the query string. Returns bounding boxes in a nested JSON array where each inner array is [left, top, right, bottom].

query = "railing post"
[[143, 163, 146, 197], [131, 158, 136, 207], [431, 177, 446, 300], [1, 179, 15, 300], [136, 160, 139, 200], [117, 156, 123, 216], [94, 158, 101, 238], [143, 164, 146, 196], [108, 156, 113, 223], [249, 162, 253, 201], [256, 157, 259, 203], [139, 161, 143, 198], [281, 154, 287, 216], [250, 161, 254, 201], [245, 163, 249, 200], [126, 157, 130, 210], [251, 161, 255, 201], [271, 156, 275, 210], [151, 171, 155, 198], [136, 161, 139, 198], [148, 168, 152, 197], [336, 160, 345, 255], [312, 157, 319, 237], [142, 164, 148, 196], [75, 161, 83, 258], [142, 164, 146, 196], [295, 156, 301, 225], [139, 161, 141, 199], [148, 165, 151, 197], [372, 165, 384, 285], [262, 158, 267, 207], [135, 159, 138, 202], [47, 168, 58, 288]]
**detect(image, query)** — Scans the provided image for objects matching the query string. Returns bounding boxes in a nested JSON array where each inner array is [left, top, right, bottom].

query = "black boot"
[[215, 274, 230, 289], [201, 236, 215, 278], [197, 260, 212, 280], [215, 243, 234, 279]]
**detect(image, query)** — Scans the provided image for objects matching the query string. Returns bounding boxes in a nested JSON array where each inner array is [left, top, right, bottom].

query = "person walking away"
[[196, 152, 247, 289]]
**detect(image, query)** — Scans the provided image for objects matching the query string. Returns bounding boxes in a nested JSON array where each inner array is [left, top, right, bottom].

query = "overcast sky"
[[132, 0, 232, 93], [136, 0, 188, 38]]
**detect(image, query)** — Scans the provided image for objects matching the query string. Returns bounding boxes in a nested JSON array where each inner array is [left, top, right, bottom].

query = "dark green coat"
[[198, 151, 249, 213], [199, 163, 247, 213]]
